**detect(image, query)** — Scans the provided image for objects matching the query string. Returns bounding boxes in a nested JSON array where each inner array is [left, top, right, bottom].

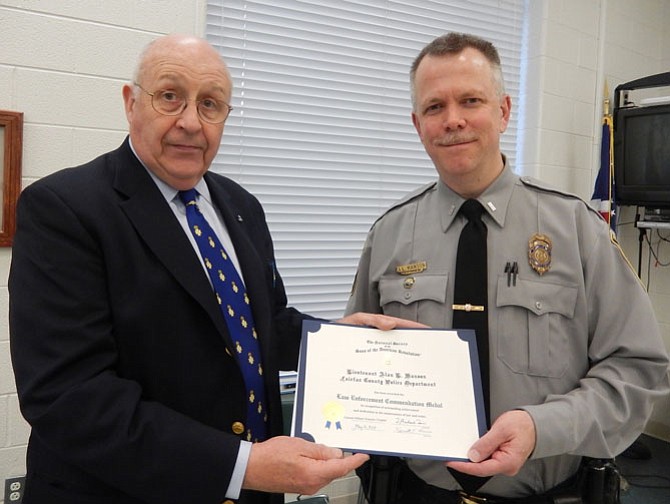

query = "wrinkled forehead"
[[150, 64, 231, 96]]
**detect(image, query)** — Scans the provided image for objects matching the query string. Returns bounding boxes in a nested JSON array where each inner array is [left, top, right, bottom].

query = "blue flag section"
[[591, 113, 616, 232]]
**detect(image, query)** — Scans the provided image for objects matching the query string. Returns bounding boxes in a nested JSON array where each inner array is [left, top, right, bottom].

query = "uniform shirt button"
[[404, 292, 412, 299], [535, 301, 542, 310], [232, 421, 245, 435]]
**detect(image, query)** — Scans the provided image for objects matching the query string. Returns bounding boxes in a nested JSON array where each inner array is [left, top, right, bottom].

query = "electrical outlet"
[[4, 477, 26, 503]]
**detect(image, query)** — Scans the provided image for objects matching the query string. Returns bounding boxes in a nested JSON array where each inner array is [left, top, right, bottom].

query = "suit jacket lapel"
[[110, 140, 232, 344]]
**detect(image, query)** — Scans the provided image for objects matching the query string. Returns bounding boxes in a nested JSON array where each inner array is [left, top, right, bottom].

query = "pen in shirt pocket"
[[504, 261, 518, 286]]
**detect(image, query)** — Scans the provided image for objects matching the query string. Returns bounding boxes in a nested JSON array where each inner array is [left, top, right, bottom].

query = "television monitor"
[[613, 103, 670, 208]]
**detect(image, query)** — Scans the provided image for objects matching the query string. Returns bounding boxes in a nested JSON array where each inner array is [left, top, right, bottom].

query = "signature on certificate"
[[353, 423, 380, 432], [394, 417, 431, 435]]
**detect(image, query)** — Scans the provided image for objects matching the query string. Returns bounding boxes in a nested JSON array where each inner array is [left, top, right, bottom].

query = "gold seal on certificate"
[[291, 321, 486, 460]]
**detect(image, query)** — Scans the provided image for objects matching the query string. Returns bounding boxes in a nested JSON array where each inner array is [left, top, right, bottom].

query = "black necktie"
[[450, 198, 491, 493], [179, 189, 267, 442]]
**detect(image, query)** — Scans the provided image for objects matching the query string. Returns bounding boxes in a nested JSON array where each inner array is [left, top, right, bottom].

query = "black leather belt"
[[456, 491, 552, 504], [358, 455, 584, 504], [397, 461, 561, 504]]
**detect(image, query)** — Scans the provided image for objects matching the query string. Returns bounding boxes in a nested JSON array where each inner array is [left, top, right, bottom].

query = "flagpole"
[[590, 81, 616, 233], [604, 81, 614, 233]]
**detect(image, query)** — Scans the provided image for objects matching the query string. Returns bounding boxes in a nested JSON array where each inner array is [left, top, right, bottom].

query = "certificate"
[[291, 321, 486, 460]]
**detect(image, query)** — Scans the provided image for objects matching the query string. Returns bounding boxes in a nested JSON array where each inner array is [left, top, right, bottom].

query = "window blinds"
[[206, 0, 525, 319]]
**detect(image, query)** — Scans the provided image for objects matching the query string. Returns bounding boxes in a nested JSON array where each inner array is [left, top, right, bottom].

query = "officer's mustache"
[[434, 134, 477, 146]]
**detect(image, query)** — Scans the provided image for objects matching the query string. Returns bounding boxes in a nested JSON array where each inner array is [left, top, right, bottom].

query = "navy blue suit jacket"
[[9, 138, 306, 504]]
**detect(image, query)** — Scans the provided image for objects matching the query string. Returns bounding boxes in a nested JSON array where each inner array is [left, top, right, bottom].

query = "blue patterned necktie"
[[179, 189, 267, 442]]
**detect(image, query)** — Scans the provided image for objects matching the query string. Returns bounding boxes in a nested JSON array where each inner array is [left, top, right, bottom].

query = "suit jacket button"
[[232, 421, 245, 435]]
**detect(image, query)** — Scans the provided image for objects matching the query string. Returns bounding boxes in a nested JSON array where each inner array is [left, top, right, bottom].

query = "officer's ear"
[[498, 94, 511, 134]]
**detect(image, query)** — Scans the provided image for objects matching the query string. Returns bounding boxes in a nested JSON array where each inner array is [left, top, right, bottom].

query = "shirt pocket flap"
[[379, 274, 449, 306], [496, 277, 578, 318]]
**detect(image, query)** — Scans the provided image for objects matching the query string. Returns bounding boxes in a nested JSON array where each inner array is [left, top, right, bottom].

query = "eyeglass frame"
[[133, 82, 233, 124]]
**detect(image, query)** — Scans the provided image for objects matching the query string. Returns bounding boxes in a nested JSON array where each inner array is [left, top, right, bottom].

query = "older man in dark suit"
[[9, 34, 414, 504]]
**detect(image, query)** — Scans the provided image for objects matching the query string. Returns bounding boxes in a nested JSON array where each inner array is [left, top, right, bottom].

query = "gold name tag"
[[395, 261, 427, 275]]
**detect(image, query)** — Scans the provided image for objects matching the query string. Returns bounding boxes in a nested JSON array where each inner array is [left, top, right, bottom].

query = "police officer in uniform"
[[346, 32, 670, 503]]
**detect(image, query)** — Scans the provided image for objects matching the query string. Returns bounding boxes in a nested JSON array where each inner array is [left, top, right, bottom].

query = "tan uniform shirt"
[[345, 165, 670, 498]]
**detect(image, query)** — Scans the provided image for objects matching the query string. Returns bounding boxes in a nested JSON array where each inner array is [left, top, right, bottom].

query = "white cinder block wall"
[[1, 1, 669, 503]]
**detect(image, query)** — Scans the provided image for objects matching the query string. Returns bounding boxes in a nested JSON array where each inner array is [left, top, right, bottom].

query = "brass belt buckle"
[[458, 491, 488, 504]]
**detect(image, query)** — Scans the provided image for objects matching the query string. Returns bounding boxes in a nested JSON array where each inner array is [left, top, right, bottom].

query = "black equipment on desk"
[[613, 72, 670, 210]]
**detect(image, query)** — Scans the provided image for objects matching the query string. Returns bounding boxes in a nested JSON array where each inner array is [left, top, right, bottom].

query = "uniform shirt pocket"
[[496, 277, 578, 378], [379, 273, 449, 322]]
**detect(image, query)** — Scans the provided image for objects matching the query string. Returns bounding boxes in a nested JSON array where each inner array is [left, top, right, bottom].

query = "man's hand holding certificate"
[[291, 321, 486, 460]]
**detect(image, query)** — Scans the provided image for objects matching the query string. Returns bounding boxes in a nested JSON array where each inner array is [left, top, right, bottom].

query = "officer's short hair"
[[410, 32, 505, 109]]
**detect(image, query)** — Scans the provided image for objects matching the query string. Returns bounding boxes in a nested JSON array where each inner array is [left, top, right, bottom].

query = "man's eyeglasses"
[[134, 83, 233, 124]]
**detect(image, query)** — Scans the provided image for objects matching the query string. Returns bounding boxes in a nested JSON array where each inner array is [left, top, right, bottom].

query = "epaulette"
[[371, 181, 437, 226], [519, 175, 583, 199], [519, 175, 605, 220]]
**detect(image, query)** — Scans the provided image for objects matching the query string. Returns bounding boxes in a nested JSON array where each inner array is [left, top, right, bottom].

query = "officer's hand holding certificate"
[[291, 321, 486, 460]]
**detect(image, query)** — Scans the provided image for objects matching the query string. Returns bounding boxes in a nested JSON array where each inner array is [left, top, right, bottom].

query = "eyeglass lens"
[[151, 90, 231, 123]]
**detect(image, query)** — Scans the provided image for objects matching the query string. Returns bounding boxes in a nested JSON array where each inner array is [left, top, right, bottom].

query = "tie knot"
[[178, 189, 199, 206], [459, 199, 485, 222]]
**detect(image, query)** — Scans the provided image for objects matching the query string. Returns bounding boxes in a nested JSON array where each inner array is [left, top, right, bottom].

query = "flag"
[[590, 91, 616, 232]]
